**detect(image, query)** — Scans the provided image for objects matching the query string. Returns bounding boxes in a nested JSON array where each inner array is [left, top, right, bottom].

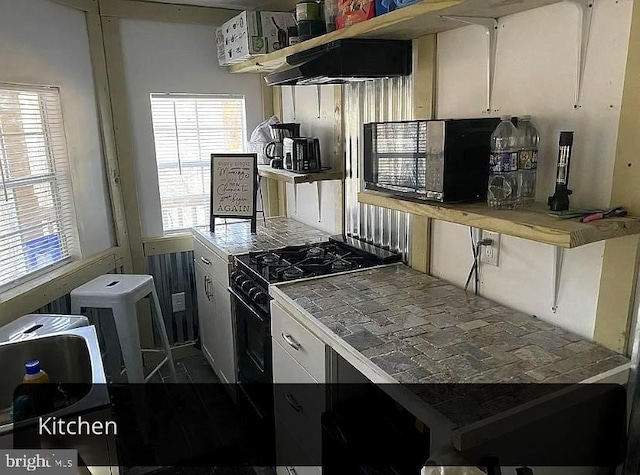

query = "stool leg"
[[149, 288, 177, 381], [111, 302, 145, 384]]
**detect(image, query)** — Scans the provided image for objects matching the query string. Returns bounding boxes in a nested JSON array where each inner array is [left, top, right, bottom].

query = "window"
[[150, 93, 247, 232], [0, 84, 77, 290]]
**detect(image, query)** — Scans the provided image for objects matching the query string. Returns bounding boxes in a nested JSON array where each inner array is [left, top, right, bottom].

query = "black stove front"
[[228, 235, 401, 421]]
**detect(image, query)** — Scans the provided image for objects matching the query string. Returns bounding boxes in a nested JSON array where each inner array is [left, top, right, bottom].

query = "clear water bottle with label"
[[488, 116, 519, 209], [516, 115, 539, 207]]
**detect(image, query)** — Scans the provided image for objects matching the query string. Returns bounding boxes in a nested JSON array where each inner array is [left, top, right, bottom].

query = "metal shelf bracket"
[[552, 246, 565, 313], [442, 15, 499, 112], [316, 85, 322, 119], [316, 181, 322, 222], [565, 0, 595, 108], [290, 85, 297, 119]]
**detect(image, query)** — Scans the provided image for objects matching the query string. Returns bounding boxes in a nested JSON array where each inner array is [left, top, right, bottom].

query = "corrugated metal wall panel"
[[147, 250, 198, 345], [344, 77, 414, 261]]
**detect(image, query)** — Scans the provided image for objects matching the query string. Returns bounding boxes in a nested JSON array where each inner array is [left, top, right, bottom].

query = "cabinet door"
[[212, 279, 236, 384], [195, 261, 216, 368]]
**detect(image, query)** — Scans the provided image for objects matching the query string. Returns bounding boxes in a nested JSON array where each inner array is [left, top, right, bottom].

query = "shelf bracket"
[[290, 85, 297, 120], [552, 246, 565, 313], [316, 181, 322, 222], [442, 15, 498, 113], [565, 0, 595, 108], [316, 85, 322, 119]]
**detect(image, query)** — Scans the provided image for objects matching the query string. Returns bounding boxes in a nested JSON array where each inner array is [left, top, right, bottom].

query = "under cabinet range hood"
[[264, 39, 412, 86]]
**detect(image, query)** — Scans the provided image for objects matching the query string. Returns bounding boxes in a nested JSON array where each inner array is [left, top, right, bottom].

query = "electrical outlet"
[[171, 292, 186, 312], [480, 231, 500, 267]]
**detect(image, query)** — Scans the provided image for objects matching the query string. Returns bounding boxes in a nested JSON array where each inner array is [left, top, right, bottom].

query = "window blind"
[[0, 84, 77, 290], [150, 93, 247, 233]]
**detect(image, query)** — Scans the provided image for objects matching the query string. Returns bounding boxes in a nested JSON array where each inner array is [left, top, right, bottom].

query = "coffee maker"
[[265, 123, 300, 168]]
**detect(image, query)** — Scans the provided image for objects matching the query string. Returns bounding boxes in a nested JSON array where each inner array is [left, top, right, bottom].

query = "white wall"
[[118, 19, 264, 238], [281, 85, 340, 234], [0, 0, 115, 257], [432, 0, 633, 338]]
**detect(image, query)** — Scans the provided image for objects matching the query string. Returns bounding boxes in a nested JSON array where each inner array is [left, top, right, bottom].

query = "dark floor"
[[122, 352, 275, 475]]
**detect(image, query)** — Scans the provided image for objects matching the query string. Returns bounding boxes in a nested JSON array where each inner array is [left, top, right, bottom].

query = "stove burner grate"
[[307, 247, 325, 258], [331, 259, 356, 272], [260, 253, 281, 265], [282, 266, 305, 280]]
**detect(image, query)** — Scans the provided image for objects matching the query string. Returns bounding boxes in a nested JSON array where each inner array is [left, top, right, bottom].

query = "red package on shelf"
[[336, 0, 375, 29]]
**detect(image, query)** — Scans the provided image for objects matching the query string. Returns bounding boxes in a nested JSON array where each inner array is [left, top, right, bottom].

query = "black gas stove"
[[228, 236, 401, 421], [241, 235, 400, 283]]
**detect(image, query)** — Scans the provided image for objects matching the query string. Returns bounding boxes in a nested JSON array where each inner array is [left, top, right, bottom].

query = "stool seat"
[[71, 274, 155, 306], [71, 274, 176, 384]]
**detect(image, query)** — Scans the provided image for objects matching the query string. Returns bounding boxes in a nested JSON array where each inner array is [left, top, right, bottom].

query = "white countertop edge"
[[191, 227, 234, 262]]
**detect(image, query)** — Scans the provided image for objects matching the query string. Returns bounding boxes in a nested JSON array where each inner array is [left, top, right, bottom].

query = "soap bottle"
[[23, 360, 50, 384], [20, 360, 54, 416]]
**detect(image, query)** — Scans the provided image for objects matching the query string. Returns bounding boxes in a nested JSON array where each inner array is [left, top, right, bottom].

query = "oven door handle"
[[228, 286, 267, 322]]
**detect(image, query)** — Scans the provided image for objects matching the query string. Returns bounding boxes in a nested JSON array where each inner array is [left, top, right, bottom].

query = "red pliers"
[[580, 206, 627, 223]]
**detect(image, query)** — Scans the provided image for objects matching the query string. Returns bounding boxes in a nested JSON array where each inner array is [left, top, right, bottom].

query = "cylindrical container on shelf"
[[296, 1, 323, 21], [516, 115, 539, 207], [488, 115, 519, 210], [297, 20, 326, 40], [324, 0, 338, 31]]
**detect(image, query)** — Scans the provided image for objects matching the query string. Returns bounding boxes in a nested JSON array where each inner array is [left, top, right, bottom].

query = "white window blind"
[[150, 93, 247, 233], [0, 84, 77, 290]]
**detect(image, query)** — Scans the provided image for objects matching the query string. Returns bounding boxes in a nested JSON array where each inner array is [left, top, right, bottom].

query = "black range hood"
[[264, 39, 412, 86]]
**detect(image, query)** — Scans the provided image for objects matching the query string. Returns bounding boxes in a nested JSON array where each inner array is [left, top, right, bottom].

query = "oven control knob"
[[254, 291, 267, 305], [248, 287, 260, 299], [234, 273, 245, 285], [231, 271, 241, 282], [241, 279, 253, 292]]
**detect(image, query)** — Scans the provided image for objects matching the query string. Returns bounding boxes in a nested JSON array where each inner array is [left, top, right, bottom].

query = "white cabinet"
[[212, 278, 235, 385], [271, 301, 325, 474], [194, 261, 216, 369], [194, 237, 236, 385], [272, 301, 325, 383]]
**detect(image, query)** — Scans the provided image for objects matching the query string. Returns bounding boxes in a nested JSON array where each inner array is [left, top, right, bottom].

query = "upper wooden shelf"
[[359, 191, 640, 248], [258, 165, 343, 184], [229, 0, 562, 74]]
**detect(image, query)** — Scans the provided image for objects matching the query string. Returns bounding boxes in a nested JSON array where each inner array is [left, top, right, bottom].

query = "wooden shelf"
[[229, 0, 562, 74], [359, 191, 640, 248], [258, 165, 343, 184]]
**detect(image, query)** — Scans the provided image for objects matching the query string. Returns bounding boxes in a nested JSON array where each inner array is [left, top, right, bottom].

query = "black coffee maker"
[[265, 123, 301, 169], [283, 137, 322, 172]]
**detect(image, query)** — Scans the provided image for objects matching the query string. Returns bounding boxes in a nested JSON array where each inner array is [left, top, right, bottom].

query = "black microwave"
[[363, 118, 506, 203]]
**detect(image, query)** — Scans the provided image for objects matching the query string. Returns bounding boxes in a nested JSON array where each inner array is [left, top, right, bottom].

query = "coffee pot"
[[265, 123, 301, 168]]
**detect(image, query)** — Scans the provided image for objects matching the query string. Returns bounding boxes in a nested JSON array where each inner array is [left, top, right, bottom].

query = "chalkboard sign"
[[210, 153, 258, 233]]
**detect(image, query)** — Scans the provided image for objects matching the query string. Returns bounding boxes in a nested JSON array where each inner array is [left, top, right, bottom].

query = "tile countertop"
[[192, 217, 331, 261], [271, 263, 631, 431]]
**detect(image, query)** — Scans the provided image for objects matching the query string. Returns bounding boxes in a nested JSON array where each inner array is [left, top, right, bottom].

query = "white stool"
[[70, 274, 176, 383]]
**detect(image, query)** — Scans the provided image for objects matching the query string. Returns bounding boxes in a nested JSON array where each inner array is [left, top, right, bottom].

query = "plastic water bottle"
[[517, 115, 539, 207], [488, 116, 519, 209]]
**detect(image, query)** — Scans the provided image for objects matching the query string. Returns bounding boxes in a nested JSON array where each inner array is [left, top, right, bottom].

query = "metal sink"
[[0, 325, 108, 434]]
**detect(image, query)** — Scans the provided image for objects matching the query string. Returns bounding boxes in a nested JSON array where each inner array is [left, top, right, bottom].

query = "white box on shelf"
[[216, 10, 296, 66]]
